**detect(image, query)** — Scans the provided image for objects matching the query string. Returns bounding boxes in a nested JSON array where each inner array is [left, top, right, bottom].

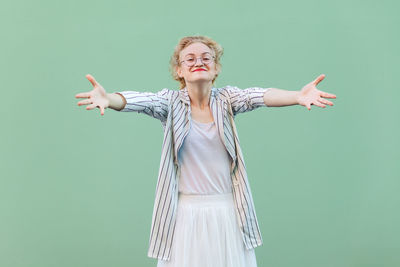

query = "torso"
[[178, 117, 233, 194]]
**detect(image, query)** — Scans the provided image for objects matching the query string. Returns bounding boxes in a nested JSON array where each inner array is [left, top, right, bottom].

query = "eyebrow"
[[184, 52, 211, 57]]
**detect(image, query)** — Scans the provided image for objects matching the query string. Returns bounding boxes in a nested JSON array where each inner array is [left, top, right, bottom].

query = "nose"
[[194, 58, 205, 67]]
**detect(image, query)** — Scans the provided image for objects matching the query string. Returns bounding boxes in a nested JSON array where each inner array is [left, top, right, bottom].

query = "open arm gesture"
[[75, 74, 110, 115], [297, 74, 336, 110]]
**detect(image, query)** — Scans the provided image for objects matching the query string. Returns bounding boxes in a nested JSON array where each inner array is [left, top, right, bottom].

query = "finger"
[[86, 74, 98, 87], [100, 106, 105, 116], [313, 101, 326, 108], [320, 91, 336, 98], [318, 98, 333, 106], [77, 99, 92, 106], [75, 92, 91, 98], [313, 74, 325, 85], [86, 103, 97, 110], [306, 103, 311, 110]]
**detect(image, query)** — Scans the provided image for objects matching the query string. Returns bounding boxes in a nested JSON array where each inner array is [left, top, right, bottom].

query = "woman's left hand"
[[297, 74, 337, 110]]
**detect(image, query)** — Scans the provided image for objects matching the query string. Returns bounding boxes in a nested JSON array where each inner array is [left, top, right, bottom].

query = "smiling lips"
[[193, 69, 206, 72]]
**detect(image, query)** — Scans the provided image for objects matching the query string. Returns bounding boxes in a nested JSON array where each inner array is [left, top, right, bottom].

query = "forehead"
[[180, 42, 213, 57]]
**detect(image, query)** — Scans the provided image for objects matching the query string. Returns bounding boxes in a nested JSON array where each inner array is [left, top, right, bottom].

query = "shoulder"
[[217, 85, 240, 92], [158, 88, 178, 101], [159, 88, 174, 95], [215, 85, 238, 99], [165, 88, 181, 104]]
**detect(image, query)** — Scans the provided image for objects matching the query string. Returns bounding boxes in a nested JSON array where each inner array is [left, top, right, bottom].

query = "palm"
[[75, 74, 110, 115], [298, 74, 336, 110]]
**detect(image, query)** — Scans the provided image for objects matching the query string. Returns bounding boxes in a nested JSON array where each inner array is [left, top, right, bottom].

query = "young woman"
[[75, 35, 336, 267]]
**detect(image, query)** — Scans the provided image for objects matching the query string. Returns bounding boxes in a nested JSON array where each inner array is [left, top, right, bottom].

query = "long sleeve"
[[224, 85, 271, 116], [115, 88, 171, 122]]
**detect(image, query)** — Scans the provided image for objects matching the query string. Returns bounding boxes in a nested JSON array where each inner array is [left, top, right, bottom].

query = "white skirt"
[[157, 192, 257, 267]]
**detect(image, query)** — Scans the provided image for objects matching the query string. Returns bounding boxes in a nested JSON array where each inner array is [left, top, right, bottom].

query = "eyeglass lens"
[[183, 53, 213, 66]]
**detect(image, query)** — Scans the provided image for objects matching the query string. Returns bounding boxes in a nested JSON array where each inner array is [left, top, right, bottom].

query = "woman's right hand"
[[75, 74, 110, 116]]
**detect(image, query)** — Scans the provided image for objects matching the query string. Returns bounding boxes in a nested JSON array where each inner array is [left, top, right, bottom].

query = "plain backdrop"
[[1, 0, 399, 266]]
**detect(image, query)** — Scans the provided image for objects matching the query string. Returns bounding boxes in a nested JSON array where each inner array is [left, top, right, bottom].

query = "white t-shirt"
[[178, 118, 233, 194]]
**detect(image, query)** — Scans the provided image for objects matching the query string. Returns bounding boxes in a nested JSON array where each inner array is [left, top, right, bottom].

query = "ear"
[[176, 66, 183, 78]]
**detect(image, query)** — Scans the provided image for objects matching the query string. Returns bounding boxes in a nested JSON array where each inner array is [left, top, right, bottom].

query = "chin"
[[189, 79, 213, 84], [189, 75, 214, 82]]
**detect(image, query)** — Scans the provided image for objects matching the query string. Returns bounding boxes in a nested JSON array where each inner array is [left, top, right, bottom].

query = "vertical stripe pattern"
[[116, 85, 271, 261]]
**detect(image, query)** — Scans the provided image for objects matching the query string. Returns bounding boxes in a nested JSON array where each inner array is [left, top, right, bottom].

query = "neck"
[[186, 81, 213, 109]]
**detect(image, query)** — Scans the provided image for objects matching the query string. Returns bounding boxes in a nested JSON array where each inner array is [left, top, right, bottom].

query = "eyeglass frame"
[[179, 52, 216, 67]]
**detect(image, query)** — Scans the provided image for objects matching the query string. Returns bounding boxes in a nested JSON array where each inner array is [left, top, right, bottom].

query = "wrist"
[[295, 91, 301, 105], [106, 93, 114, 108], [107, 93, 125, 111]]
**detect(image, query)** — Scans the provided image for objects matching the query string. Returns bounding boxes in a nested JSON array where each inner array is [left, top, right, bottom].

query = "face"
[[176, 42, 219, 86]]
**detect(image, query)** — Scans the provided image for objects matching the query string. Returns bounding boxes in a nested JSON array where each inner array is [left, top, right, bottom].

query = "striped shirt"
[[116, 85, 271, 261]]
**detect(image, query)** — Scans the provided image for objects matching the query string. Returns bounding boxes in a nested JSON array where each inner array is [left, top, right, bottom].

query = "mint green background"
[[1, 0, 399, 266]]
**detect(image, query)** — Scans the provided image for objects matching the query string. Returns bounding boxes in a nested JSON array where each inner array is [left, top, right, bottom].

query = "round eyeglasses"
[[180, 53, 215, 67]]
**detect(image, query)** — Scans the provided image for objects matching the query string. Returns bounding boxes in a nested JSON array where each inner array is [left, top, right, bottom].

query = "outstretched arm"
[[263, 88, 299, 107], [112, 89, 170, 121], [75, 74, 170, 121], [263, 74, 336, 110]]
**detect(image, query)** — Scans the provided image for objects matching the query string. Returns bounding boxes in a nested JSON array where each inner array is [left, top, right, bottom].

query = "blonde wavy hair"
[[169, 35, 224, 89]]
